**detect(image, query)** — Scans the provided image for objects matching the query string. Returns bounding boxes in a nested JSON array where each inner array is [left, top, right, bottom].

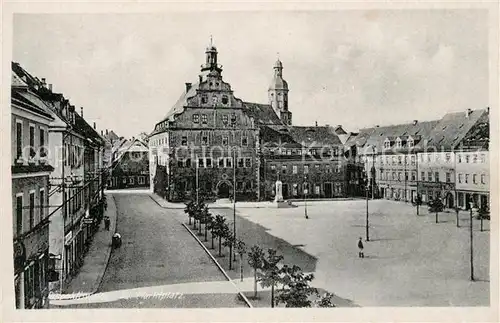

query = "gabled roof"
[[287, 126, 342, 147], [422, 109, 488, 150], [111, 138, 148, 166], [357, 120, 439, 154], [242, 102, 283, 126], [74, 113, 104, 146], [11, 89, 54, 120]]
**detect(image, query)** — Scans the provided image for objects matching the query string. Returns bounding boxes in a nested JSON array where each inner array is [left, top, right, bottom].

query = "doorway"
[[217, 181, 231, 198], [324, 183, 333, 198]]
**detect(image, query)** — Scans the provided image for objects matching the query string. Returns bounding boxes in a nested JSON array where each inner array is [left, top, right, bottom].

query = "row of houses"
[[348, 108, 490, 210], [11, 63, 109, 308], [147, 44, 490, 212]]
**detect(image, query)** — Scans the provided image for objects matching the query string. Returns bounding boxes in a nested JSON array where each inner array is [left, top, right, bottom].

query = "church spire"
[[268, 56, 291, 125], [201, 36, 222, 74]]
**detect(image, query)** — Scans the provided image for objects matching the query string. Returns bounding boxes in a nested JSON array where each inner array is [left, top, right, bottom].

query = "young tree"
[[201, 206, 211, 242], [258, 248, 284, 308], [478, 202, 490, 231], [235, 240, 247, 282], [222, 231, 236, 270], [207, 215, 216, 249], [213, 215, 229, 257], [276, 264, 316, 307], [429, 198, 444, 223], [314, 292, 336, 308], [184, 200, 195, 225], [247, 245, 264, 299]]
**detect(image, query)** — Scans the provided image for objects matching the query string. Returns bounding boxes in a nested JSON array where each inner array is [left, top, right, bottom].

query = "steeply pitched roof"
[[288, 126, 342, 147], [423, 109, 488, 150], [11, 89, 54, 120], [163, 82, 200, 123], [356, 119, 439, 154], [242, 102, 283, 125], [74, 113, 104, 146]]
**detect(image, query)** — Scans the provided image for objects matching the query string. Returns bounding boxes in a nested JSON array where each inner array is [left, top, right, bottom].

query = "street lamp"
[[469, 202, 474, 281], [364, 171, 369, 242], [303, 175, 309, 219]]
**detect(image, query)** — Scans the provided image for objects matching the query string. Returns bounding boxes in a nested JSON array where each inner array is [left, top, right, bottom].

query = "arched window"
[[222, 95, 228, 105]]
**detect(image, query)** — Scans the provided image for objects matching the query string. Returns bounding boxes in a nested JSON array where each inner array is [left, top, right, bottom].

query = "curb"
[[149, 195, 185, 210], [94, 194, 118, 294], [52, 194, 118, 302], [181, 223, 253, 308]]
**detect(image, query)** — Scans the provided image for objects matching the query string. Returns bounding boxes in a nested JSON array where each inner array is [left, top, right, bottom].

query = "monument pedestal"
[[272, 200, 297, 208]]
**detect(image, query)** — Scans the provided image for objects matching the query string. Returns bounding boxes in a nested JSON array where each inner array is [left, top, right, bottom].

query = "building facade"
[[12, 69, 54, 309], [12, 62, 106, 295], [108, 138, 150, 189], [149, 44, 350, 202]]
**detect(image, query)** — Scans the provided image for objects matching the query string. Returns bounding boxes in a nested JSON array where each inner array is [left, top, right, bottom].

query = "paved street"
[[55, 193, 246, 308], [213, 200, 490, 307]]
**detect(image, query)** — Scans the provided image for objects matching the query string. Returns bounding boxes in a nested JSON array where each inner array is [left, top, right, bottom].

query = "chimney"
[[413, 120, 418, 125], [93, 122, 96, 129], [185, 83, 192, 93], [466, 108, 472, 118], [80, 107, 84, 117], [315, 121, 318, 127], [48, 84, 52, 91], [199, 75, 202, 83], [41, 78, 46, 87], [486, 107, 490, 113], [375, 125, 380, 128], [106, 129, 109, 135], [101, 130, 103, 136]]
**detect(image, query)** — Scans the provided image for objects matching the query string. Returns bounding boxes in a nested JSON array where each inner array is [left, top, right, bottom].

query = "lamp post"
[[365, 172, 369, 242], [233, 148, 237, 261], [469, 202, 474, 281], [304, 175, 308, 219]]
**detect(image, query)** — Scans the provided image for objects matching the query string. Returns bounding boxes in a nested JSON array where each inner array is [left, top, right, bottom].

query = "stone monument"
[[272, 180, 296, 208]]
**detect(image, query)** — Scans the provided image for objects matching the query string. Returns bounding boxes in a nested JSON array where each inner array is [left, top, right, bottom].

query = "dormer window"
[[395, 138, 402, 149], [201, 95, 208, 104], [222, 95, 228, 105], [408, 138, 414, 148], [383, 139, 391, 149]]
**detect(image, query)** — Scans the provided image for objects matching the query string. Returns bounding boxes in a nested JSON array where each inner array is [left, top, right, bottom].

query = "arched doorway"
[[216, 180, 232, 198]]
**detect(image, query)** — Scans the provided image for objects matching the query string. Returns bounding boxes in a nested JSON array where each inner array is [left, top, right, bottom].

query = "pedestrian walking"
[[104, 216, 110, 231], [358, 237, 364, 258]]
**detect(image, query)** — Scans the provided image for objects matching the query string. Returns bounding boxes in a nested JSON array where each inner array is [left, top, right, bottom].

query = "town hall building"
[[149, 43, 356, 202]]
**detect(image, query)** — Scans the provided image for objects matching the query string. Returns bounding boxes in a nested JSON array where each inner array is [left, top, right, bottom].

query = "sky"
[[13, 10, 489, 139]]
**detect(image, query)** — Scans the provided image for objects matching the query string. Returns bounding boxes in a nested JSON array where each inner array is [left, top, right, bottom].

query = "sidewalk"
[[149, 193, 186, 209], [51, 194, 118, 299]]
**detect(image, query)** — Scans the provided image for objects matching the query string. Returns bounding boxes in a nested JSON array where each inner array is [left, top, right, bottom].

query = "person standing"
[[104, 216, 110, 231], [358, 237, 364, 258]]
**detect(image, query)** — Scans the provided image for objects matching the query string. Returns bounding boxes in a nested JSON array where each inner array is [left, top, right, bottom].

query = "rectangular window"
[[421, 171, 425, 181], [202, 136, 208, 145], [446, 172, 451, 183], [398, 156, 402, 165], [237, 158, 244, 168], [39, 128, 46, 157], [481, 174, 485, 184], [192, 114, 199, 123], [241, 137, 248, 146], [458, 173, 463, 183], [40, 189, 45, 221], [445, 153, 451, 163], [465, 155, 470, 163], [29, 125, 35, 158], [177, 160, 184, 168], [411, 172, 416, 181], [473, 174, 477, 184], [206, 158, 212, 168], [218, 158, 224, 167], [292, 165, 298, 174], [281, 165, 287, 174], [405, 172, 408, 181], [129, 177, 134, 184], [411, 156, 416, 165], [226, 157, 232, 168], [458, 154, 462, 163], [245, 158, 251, 168], [185, 158, 191, 167], [198, 158, 204, 168], [222, 136, 229, 146], [427, 172, 432, 182], [465, 174, 469, 184], [16, 121, 23, 160], [392, 156, 396, 164], [480, 154, 486, 163], [237, 181, 243, 190], [201, 114, 208, 124], [138, 176, 145, 184], [435, 172, 439, 182], [181, 136, 187, 146], [29, 191, 35, 229], [270, 164, 276, 171], [473, 154, 478, 163], [222, 115, 228, 125], [315, 164, 320, 170], [304, 165, 309, 174], [16, 195, 23, 235], [398, 172, 402, 181]]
